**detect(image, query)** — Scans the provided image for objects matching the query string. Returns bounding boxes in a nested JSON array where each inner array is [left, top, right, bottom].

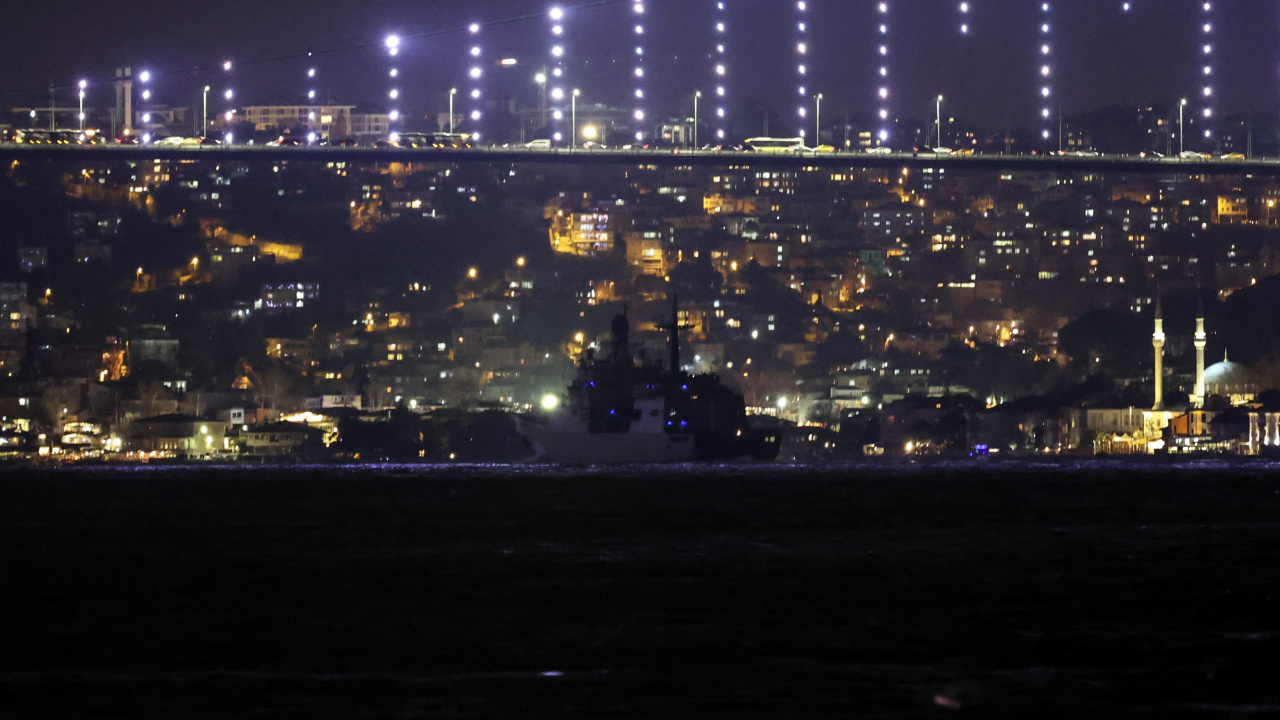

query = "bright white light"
[[795, 0, 809, 135], [1200, 0, 1214, 139], [224, 89, 233, 100], [1039, 2, 1053, 145], [712, 0, 730, 141], [876, 0, 892, 144], [633, 0, 646, 141], [223, 60, 232, 71], [139, 70, 151, 83]]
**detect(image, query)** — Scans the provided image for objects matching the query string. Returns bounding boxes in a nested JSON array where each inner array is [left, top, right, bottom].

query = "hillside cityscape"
[[4, 125, 1280, 463]]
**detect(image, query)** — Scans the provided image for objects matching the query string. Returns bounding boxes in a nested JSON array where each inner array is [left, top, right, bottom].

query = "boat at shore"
[[517, 297, 780, 464]]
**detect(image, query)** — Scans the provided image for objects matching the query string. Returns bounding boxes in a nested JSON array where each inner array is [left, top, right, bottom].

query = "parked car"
[[523, 138, 552, 150]]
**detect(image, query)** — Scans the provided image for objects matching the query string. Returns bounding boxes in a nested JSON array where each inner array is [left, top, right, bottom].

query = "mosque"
[[1149, 294, 1262, 453], [1090, 293, 1265, 455]]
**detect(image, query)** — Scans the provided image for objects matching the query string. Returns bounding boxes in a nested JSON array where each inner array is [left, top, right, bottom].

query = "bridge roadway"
[[3, 143, 1280, 176]]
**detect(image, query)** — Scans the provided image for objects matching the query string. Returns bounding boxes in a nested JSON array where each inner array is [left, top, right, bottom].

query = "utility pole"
[[1058, 106, 1064, 153]]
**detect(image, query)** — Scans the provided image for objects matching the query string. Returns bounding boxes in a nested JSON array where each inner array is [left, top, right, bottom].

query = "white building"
[[258, 283, 320, 313], [0, 283, 33, 332], [239, 105, 354, 137]]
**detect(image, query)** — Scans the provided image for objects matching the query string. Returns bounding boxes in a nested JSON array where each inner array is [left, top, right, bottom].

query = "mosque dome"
[[1204, 353, 1255, 396]]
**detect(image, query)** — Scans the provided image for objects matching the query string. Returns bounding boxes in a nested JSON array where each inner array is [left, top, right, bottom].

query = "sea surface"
[[2, 459, 1279, 718]]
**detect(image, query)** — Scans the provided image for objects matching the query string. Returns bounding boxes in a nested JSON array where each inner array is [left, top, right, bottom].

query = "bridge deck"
[[3, 144, 1279, 176]]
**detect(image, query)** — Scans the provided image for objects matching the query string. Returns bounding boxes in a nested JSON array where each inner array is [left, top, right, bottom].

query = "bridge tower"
[[113, 67, 133, 135]]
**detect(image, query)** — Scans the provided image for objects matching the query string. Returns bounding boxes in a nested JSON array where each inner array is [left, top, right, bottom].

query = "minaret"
[[1152, 295, 1165, 411], [1193, 292, 1207, 408]]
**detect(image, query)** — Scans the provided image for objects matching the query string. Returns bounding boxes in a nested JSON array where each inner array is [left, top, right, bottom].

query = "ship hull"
[[518, 417, 697, 464]]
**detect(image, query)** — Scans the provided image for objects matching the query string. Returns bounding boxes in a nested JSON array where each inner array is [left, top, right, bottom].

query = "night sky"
[[3, 0, 1277, 133]]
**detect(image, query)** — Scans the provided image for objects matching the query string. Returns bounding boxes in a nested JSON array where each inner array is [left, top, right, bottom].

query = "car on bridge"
[[10, 130, 51, 144], [865, 146, 893, 155], [522, 139, 552, 150]]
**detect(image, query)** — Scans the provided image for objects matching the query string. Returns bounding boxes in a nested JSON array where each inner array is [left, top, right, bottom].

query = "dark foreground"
[[2, 460, 1279, 718]]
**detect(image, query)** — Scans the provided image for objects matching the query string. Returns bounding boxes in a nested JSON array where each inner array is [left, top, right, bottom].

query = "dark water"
[[2, 460, 1280, 718]]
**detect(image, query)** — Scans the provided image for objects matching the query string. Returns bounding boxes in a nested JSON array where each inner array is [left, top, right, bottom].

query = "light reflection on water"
[[37, 457, 1280, 475]]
